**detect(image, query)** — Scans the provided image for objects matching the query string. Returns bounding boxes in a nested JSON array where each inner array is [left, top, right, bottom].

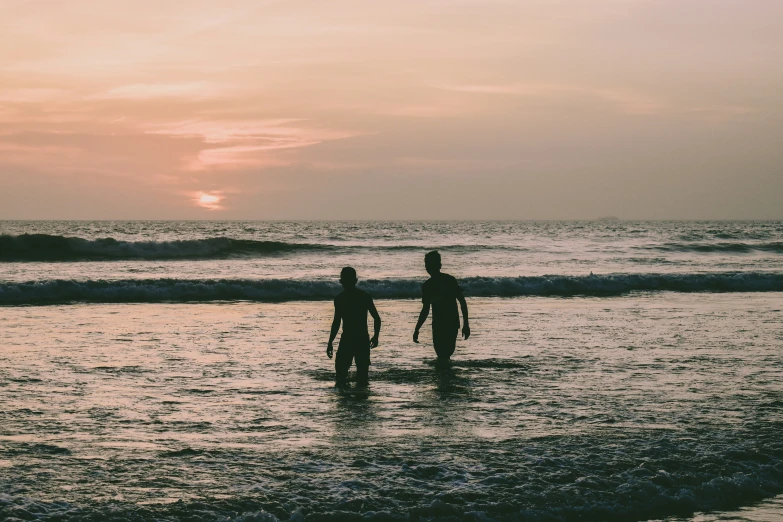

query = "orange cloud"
[[147, 119, 364, 170]]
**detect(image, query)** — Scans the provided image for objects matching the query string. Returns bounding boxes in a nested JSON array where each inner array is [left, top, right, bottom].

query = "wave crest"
[[1, 272, 781, 305], [650, 242, 783, 253], [0, 234, 327, 261]]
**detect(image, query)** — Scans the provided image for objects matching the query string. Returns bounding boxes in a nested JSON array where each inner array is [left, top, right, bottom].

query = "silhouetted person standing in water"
[[413, 251, 470, 362], [327, 267, 381, 387]]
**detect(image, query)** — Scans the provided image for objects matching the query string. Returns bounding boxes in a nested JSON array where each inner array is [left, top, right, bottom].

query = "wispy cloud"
[[436, 83, 667, 115], [436, 82, 760, 119], [146, 119, 305, 143], [0, 130, 204, 178], [0, 88, 74, 103], [95, 82, 227, 100], [148, 119, 365, 170], [685, 105, 760, 123], [377, 104, 465, 118], [189, 146, 295, 170]]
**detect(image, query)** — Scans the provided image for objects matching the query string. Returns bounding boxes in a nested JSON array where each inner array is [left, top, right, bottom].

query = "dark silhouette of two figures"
[[327, 251, 470, 387]]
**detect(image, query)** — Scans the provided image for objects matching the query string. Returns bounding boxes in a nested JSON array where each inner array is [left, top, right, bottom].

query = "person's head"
[[424, 250, 442, 275], [340, 266, 358, 289]]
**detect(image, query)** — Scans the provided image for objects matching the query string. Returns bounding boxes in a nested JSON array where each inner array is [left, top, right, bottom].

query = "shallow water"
[[1, 293, 781, 521], [669, 494, 783, 521]]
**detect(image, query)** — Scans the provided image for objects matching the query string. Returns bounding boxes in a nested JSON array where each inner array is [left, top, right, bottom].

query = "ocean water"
[[0, 220, 781, 521]]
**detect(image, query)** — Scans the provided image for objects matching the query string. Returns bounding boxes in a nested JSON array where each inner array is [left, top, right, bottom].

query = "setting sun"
[[200, 194, 219, 205], [192, 191, 223, 211]]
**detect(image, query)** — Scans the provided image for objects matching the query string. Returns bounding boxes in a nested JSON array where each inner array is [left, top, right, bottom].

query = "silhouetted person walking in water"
[[327, 267, 381, 387], [413, 251, 470, 362]]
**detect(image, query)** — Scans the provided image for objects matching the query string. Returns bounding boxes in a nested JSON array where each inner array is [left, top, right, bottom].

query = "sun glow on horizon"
[[192, 191, 224, 211]]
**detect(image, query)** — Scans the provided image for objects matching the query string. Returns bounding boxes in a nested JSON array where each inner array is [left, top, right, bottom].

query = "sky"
[[1, 0, 781, 219]]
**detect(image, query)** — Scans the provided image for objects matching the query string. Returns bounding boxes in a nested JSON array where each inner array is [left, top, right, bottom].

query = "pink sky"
[[1, 0, 781, 219]]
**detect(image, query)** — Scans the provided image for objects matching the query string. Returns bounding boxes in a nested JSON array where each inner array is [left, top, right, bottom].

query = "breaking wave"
[[0, 234, 512, 261], [0, 234, 329, 261], [3, 234, 782, 262], [1, 272, 781, 305], [649, 241, 783, 253]]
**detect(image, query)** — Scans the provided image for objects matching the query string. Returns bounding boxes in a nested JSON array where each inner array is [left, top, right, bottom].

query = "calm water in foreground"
[[0, 221, 781, 521]]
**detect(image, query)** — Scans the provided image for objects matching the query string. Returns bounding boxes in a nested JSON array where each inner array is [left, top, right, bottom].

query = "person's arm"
[[455, 278, 470, 340], [368, 299, 381, 348], [327, 301, 341, 358], [413, 295, 430, 343], [458, 294, 470, 340]]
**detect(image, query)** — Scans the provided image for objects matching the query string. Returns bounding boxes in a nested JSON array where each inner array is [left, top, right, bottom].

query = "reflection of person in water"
[[327, 267, 381, 387], [413, 251, 470, 362]]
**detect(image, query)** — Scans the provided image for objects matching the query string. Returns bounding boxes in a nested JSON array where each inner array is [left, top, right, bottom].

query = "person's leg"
[[355, 346, 371, 386], [432, 326, 458, 362], [356, 366, 369, 386], [334, 348, 353, 387]]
